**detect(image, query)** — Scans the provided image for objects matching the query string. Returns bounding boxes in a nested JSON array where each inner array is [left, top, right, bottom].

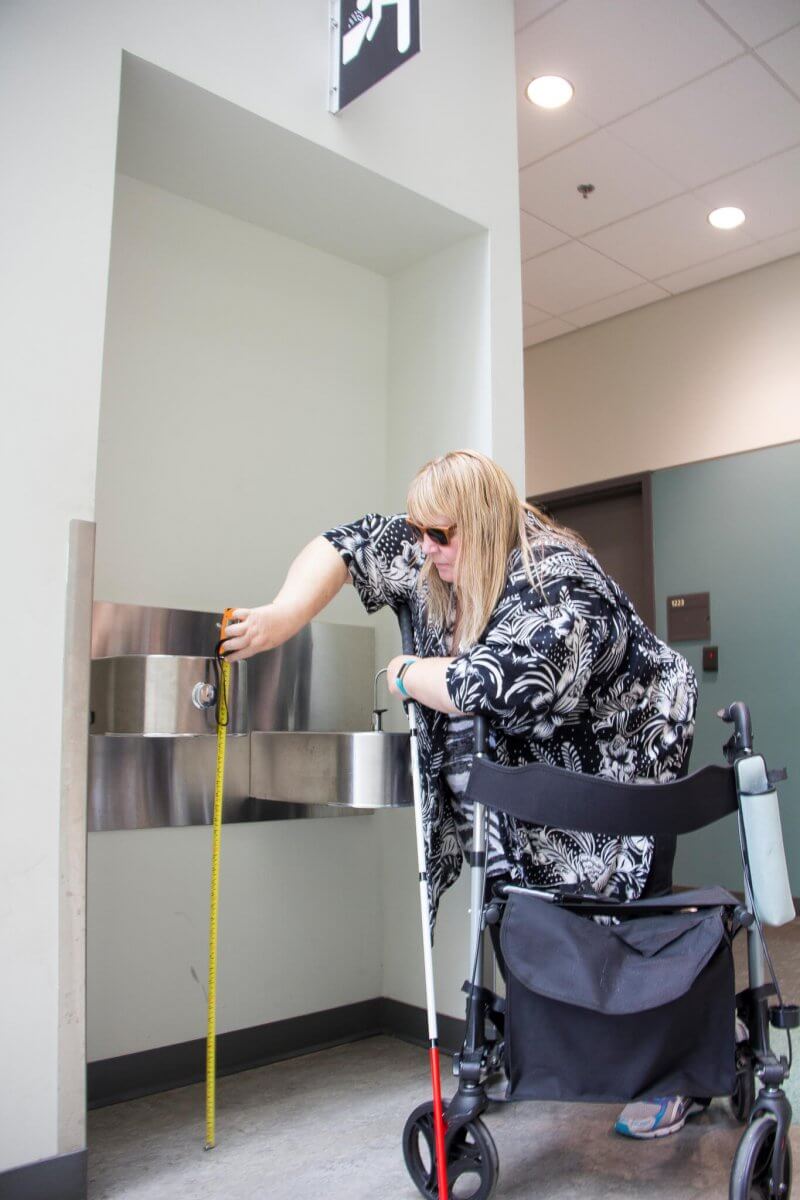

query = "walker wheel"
[[730, 1054, 756, 1124], [402, 1100, 498, 1200], [730, 1113, 792, 1200]]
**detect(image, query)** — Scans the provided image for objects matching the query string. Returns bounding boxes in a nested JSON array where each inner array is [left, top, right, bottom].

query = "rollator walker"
[[398, 611, 798, 1200]]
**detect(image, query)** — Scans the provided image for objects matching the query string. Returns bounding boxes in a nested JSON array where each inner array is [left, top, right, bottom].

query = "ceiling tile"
[[522, 240, 644, 313], [520, 210, 570, 259], [516, 0, 742, 130], [610, 56, 800, 188], [519, 129, 685, 236], [515, 0, 565, 32], [701, 0, 800, 47], [524, 317, 577, 346], [562, 282, 670, 327], [517, 90, 598, 169], [523, 302, 554, 325], [757, 24, 800, 94], [696, 143, 800, 241], [584, 192, 755, 277], [657, 227, 800, 292]]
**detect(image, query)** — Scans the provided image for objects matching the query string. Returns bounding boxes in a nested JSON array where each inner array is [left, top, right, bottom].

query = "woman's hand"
[[220, 537, 350, 662], [220, 604, 293, 661], [387, 654, 418, 697]]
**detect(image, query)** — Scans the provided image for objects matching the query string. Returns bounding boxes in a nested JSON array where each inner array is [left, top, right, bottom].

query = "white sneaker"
[[614, 1096, 707, 1139]]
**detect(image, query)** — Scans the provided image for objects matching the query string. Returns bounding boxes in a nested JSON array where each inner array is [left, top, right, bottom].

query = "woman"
[[222, 449, 698, 1138]]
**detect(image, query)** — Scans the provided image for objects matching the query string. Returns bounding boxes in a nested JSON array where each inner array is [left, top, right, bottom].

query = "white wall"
[[91, 176, 495, 1051], [88, 820, 383, 1060], [88, 174, 389, 1060], [385, 234, 492, 493], [379, 811, 477, 1019], [1, 0, 520, 1173], [374, 233, 496, 1017], [525, 252, 800, 493], [95, 173, 388, 618]]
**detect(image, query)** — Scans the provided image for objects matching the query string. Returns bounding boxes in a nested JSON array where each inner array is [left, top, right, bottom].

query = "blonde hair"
[[406, 449, 584, 648]]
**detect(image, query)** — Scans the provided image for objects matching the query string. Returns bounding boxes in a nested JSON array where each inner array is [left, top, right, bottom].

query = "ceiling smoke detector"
[[526, 75, 574, 109]]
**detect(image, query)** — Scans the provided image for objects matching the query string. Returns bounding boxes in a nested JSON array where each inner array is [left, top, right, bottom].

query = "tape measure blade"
[[205, 656, 230, 1149]]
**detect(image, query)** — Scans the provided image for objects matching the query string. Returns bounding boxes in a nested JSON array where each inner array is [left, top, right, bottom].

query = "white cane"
[[398, 604, 449, 1199]]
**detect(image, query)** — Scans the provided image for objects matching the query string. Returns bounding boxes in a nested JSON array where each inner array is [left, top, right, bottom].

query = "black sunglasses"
[[408, 522, 457, 547]]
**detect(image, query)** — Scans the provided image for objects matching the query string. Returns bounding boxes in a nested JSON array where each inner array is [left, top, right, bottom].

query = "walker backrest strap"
[[465, 759, 738, 837]]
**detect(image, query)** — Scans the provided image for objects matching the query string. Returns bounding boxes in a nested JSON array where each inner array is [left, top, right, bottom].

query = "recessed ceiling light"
[[708, 206, 746, 230], [526, 75, 574, 109]]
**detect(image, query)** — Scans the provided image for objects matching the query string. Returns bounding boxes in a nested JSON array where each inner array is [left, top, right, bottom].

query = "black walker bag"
[[500, 890, 736, 1103]]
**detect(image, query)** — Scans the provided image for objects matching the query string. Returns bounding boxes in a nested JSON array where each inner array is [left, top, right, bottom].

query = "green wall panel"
[[652, 441, 800, 893]]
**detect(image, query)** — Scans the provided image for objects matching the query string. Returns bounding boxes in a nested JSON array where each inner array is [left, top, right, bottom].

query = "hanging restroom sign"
[[329, 0, 420, 113]]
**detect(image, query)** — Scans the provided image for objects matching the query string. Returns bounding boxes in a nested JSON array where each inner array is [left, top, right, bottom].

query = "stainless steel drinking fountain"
[[88, 603, 411, 831]]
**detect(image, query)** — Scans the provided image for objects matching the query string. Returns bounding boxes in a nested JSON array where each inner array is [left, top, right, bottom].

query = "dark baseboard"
[[378, 997, 465, 1054], [88, 997, 385, 1108], [0, 1149, 86, 1200], [88, 995, 466, 1109]]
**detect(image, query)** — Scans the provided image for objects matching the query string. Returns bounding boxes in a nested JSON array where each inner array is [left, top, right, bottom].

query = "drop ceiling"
[[516, 0, 800, 345]]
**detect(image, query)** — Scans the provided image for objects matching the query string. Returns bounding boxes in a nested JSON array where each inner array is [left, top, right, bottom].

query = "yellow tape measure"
[[205, 608, 233, 1151]]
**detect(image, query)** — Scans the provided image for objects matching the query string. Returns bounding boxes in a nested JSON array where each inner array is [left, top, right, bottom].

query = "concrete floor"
[[88, 1037, 799, 1200], [88, 921, 800, 1200]]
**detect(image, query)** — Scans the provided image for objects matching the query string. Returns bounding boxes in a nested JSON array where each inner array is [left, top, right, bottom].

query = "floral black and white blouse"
[[322, 513, 698, 928]]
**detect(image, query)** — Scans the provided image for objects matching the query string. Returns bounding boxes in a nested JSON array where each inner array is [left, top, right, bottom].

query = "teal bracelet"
[[395, 657, 417, 698]]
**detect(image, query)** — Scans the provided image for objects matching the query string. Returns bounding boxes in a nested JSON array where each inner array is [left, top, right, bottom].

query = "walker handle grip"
[[474, 716, 489, 755], [398, 604, 415, 657], [718, 700, 753, 761]]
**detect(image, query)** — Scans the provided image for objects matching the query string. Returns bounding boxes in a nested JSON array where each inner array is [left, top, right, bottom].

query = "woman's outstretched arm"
[[220, 536, 349, 661]]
